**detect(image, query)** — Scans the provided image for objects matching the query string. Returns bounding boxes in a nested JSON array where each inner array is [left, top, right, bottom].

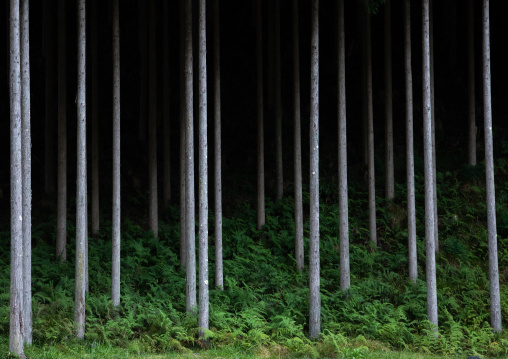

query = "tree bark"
[[422, 0, 438, 328], [256, 0, 265, 230], [180, 0, 187, 266], [184, 0, 197, 314], [384, 0, 394, 200], [138, 0, 147, 142], [112, 0, 121, 308], [163, 0, 171, 207], [309, 0, 320, 340], [274, 0, 283, 200], [214, 0, 223, 289], [56, 0, 67, 262], [430, 0, 438, 253], [366, 10, 376, 247], [44, 0, 55, 196], [482, 0, 502, 333], [404, 0, 417, 283], [293, 0, 303, 271], [74, 0, 87, 339], [9, 0, 24, 354], [468, 0, 476, 166], [337, 0, 349, 290], [91, 0, 99, 237]]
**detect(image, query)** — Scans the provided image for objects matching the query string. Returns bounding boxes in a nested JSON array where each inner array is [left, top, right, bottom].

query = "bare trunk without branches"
[[384, 0, 394, 200], [468, 0, 476, 166], [91, 0, 99, 237], [44, 0, 55, 196], [275, 0, 283, 200], [366, 11, 376, 247], [180, 0, 187, 266], [163, 0, 171, 207], [256, 0, 265, 230]]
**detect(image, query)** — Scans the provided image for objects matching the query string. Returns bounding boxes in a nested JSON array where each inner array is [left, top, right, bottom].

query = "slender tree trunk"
[[274, 0, 283, 200], [483, 0, 501, 333], [138, 0, 147, 142], [75, 0, 87, 340], [184, 0, 197, 314], [293, 0, 303, 271], [44, 0, 55, 196], [361, 6, 368, 166], [180, 0, 187, 266], [422, 0, 438, 328], [256, 0, 265, 230], [337, 0, 349, 290], [468, 0, 476, 166], [430, 0, 438, 253], [214, 0, 223, 289], [309, 0, 320, 340], [56, 0, 67, 262], [21, 0, 32, 344], [148, 0, 158, 238], [404, 0, 417, 283], [9, 0, 23, 354], [384, 0, 394, 200], [366, 11, 376, 247], [91, 0, 99, 237], [163, 0, 171, 207], [112, 0, 121, 308]]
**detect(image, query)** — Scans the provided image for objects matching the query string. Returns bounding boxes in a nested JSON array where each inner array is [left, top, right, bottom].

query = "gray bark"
[[56, 0, 67, 262], [468, 0, 476, 166], [112, 0, 121, 308], [483, 0, 502, 333], [293, 0, 304, 271], [91, 0, 99, 237], [422, 0, 438, 328], [337, 0, 349, 290], [148, 0, 158, 238], [404, 0, 417, 283], [366, 11, 376, 247], [384, 0, 394, 200], [74, 0, 87, 339], [180, 0, 187, 266], [309, 0, 320, 340], [275, 0, 283, 200], [21, 0, 32, 344], [163, 0, 171, 207], [256, 0, 265, 230], [44, 0, 55, 196], [430, 0, 438, 253], [214, 0, 223, 289], [184, 0, 197, 313], [9, 0, 24, 354]]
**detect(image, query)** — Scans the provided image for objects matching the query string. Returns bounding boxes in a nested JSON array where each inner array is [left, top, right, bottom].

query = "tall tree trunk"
[[9, 0, 23, 354], [91, 0, 99, 237], [56, 0, 67, 262], [366, 10, 376, 247], [430, 0, 438, 253], [293, 0, 303, 271], [148, 0, 158, 238], [111, 0, 121, 308], [44, 0, 55, 196], [75, 0, 87, 339], [184, 0, 197, 314], [214, 0, 223, 289], [468, 0, 476, 166], [138, 0, 147, 142], [337, 0, 349, 290], [198, 0, 209, 336], [21, 0, 32, 344], [360, 5, 368, 166], [309, 0, 320, 340], [422, 0, 438, 329], [163, 0, 171, 207], [483, 0, 501, 333], [384, 0, 393, 200], [180, 0, 187, 266], [256, 0, 265, 230], [274, 0, 283, 200], [404, 0, 417, 283]]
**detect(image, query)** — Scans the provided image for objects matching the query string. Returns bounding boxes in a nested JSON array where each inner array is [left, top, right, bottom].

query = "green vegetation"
[[2, 151, 508, 358]]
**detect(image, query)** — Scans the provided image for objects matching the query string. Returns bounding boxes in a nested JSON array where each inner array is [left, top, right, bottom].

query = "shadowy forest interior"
[[3, 0, 508, 357]]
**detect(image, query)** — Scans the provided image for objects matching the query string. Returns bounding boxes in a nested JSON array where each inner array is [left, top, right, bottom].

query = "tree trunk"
[[163, 0, 171, 207], [214, 0, 223, 289], [482, 0, 502, 333], [309, 0, 320, 340], [422, 0, 438, 329], [112, 0, 121, 308], [430, 0, 438, 253], [184, 0, 197, 314], [21, 0, 32, 344], [74, 0, 87, 339], [293, 0, 303, 271], [56, 0, 67, 262], [138, 0, 147, 143], [9, 0, 24, 354], [366, 10, 376, 247], [44, 0, 55, 196], [404, 0, 417, 283], [468, 0, 476, 166], [275, 0, 283, 200], [256, 0, 265, 230], [91, 0, 99, 237], [360, 5, 367, 166], [337, 0, 349, 290], [180, 0, 187, 266], [384, 0, 394, 200]]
